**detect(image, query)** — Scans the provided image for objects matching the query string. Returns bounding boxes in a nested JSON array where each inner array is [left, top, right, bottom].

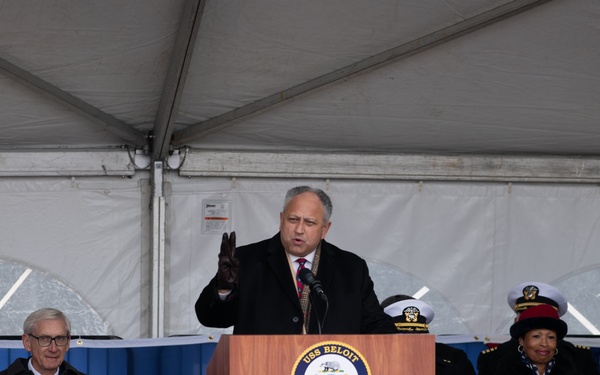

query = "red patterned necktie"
[[296, 258, 307, 298]]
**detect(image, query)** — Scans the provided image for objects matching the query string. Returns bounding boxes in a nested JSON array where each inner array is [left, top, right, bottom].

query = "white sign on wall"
[[201, 200, 232, 234]]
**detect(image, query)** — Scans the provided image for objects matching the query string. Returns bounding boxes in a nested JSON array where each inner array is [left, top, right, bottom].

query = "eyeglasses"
[[28, 334, 70, 347]]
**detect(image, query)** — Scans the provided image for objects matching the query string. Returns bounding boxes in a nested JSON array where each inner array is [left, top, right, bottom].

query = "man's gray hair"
[[283, 186, 333, 224], [23, 308, 71, 335]]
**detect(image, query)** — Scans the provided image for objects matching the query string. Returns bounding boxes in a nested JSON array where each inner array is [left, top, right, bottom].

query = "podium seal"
[[291, 340, 371, 375]]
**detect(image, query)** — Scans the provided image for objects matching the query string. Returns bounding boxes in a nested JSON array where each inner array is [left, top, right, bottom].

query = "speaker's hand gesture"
[[217, 232, 239, 291]]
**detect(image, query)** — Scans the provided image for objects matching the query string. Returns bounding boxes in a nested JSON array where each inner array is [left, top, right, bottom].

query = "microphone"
[[298, 268, 328, 302]]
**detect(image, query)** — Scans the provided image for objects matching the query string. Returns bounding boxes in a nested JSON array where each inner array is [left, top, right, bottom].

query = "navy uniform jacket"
[[436, 342, 476, 375], [196, 233, 396, 334], [478, 338, 599, 375]]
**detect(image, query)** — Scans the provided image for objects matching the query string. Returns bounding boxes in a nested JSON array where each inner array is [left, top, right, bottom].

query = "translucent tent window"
[[0, 260, 112, 336], [496, 269, 600, 335], [369, 261, 471, 335]]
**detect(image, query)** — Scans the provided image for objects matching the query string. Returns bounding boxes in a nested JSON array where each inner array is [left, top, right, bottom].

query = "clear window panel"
[[0, 260, 112, 336]]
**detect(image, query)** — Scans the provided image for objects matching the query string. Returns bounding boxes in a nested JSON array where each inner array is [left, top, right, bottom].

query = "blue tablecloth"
[[0, 335, 597, 375]]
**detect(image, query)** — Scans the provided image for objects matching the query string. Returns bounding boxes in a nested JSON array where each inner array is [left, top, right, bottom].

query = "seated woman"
[[494, 303, 582, 375]]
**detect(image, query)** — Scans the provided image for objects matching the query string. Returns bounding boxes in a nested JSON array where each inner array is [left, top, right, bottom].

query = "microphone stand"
[[309, 289, 329, 334], [298, 268, 329, 334]]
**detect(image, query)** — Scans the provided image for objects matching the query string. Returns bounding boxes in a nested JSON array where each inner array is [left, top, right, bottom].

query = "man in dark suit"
[[0, 308, 86, 375], [477, 281, 599, 375], [196, 185, 396, 334], [381, 295, 476, 375]]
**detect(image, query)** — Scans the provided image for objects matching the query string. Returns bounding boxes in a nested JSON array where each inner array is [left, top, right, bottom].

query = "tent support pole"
[[179, 150, 600, 183], [151, 161, 166, 338], [172, 0, 553, 145]]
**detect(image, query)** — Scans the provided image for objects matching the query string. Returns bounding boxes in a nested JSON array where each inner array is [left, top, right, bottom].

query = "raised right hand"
[[216, 231, 239, 291]]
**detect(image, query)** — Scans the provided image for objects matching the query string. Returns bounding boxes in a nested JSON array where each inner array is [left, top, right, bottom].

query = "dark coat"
[[0, 357, 85, 375], [436, 342, 476, 375], [196, 233, 396, 334], [478, 338, 598, 375]]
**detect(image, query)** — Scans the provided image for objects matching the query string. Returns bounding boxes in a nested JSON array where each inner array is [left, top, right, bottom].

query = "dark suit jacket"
[[195, 233, 396, 334], [0, 358, 86, 375], [478, 338, 598, 375]]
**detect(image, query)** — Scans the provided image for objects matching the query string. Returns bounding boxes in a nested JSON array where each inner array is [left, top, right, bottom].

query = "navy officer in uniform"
[[477, 281, 599, 375], [381, 294, 476, 375]]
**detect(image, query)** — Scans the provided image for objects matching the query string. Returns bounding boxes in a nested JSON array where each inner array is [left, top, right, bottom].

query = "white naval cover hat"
[[507, 281, 568, 317], [383, 299, 434, 332]]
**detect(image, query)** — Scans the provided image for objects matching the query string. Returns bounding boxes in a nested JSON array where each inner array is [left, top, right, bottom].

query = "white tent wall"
[[0, 0, 599, 343], [0, 176, 150, 339], [168, 177, 600, 338], [1, 172, 599, 340]]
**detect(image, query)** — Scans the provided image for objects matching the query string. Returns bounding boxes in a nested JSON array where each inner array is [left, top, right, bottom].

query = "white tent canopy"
[[0, 0, 599, 339]]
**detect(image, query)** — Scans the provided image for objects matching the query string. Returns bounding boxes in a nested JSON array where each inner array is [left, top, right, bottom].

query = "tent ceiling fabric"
[[1, 0, 600, 341], [1, 0, 599, 167]]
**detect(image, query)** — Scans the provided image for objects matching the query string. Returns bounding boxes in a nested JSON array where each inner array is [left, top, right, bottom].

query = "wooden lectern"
[[207, 334, 435, 375]]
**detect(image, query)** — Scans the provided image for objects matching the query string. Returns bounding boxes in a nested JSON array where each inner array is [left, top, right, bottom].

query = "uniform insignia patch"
[[403, 306, 420, 323], [481, 347, 497, 354], [523, 285, 539, 301]]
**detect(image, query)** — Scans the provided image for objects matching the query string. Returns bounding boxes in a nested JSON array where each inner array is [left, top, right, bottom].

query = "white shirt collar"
[[289, 250, 316, 268], [28, 357, 59, 375]]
